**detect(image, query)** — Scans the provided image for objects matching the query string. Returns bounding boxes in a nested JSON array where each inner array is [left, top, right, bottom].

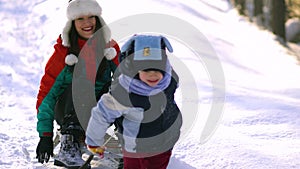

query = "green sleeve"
[[37, 67, 73, 137]]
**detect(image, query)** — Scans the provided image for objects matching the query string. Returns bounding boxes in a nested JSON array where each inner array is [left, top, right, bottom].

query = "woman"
[[35, 0, 120, 168]]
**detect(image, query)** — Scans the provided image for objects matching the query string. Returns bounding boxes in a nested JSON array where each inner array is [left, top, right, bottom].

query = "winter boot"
[[61, 123, 88, 154], [54, 134, 85, 169]]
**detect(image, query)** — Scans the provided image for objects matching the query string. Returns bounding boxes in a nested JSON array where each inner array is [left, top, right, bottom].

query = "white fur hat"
[[61, 0, 111, 47]]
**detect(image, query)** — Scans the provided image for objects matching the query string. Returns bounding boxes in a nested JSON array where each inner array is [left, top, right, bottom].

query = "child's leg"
[[123, 157, 144, 169], [123, 150, 172, 169], [144, 150, 172, 169]]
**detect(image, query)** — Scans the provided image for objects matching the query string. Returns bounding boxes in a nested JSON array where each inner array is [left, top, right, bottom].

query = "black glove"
[[36, 137, 53, 164]]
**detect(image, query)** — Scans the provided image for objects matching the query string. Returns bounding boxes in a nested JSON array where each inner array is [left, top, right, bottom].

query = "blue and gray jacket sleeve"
[[85, 93, 143, 147]]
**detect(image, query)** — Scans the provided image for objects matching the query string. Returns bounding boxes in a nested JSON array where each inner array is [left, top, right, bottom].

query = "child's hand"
[[87, 145, 106, 158]]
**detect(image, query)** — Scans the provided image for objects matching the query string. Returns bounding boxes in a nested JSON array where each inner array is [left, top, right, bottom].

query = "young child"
[[85, 34, 182, 169]]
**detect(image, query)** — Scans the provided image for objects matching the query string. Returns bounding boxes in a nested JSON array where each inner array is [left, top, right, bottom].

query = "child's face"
[[139, 70, 163, 87]]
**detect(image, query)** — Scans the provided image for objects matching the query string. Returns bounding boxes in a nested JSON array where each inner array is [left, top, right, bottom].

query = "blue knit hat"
[[119, 34, 173, 77]]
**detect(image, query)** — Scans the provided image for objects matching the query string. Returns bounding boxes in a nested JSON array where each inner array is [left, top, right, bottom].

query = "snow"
[[1, 0, 300, 168]]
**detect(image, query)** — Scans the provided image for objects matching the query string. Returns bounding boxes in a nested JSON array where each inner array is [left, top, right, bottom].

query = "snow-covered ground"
[[1, 0, 300, 168]]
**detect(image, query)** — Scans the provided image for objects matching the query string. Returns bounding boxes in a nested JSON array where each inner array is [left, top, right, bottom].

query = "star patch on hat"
[[143, 47, 150, 56]]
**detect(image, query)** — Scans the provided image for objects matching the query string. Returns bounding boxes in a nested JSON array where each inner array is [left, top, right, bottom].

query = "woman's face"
[[139, 70, 163, 87], [74, 15, 96, 39]]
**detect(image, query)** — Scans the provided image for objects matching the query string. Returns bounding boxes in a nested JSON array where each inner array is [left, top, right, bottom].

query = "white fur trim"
[[62, 20, 72, 47], [65, 54, 78, 65], [61, 0, 111, 47], [104, 47, 117, 60], [67, 0, 102, 20], [98, 17, 111, 44]]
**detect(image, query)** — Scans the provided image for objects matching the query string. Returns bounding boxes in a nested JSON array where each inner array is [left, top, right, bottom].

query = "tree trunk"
[[254, 0, 263, 16], [252, 0, 264, 26], [234, 0, 246, 15], [271, 0, 286, 42]]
